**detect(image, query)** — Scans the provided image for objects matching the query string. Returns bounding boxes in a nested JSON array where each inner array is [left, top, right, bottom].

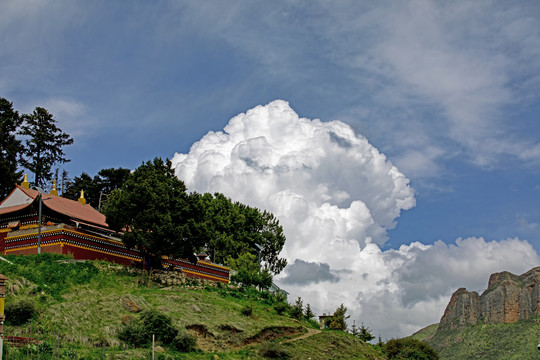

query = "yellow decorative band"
[[181, 269, 229, 283]]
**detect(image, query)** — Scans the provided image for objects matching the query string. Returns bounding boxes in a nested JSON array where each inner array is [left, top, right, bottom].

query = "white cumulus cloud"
[[171, 100, 540, 338]]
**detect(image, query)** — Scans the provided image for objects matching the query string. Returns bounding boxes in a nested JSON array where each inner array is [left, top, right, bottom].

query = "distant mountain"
[[418, 267, 540, 359], [438, 267, 540, 331]]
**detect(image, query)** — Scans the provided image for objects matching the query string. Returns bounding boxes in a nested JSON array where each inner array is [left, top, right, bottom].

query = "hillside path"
[[282, 328, 321, 343]]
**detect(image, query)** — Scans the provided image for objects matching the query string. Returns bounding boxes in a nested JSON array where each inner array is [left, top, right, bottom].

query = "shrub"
[[118, 322, 148, 346], [241, 303, 254, 316], [274, 301, 289, 315], [172, 331, 197, 352], [258, 342, 291, 359], [5, 299, 36, 325], [140, 309, 178, 344], [38, 341, 53, 355], [118, 309, 178, 347], [385, 338, 439, 360]]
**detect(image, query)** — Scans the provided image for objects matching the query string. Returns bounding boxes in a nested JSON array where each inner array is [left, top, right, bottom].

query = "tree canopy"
[[0, 97, 23, 198], [19, 107, 73, 188], [102, 159, 287, 273], [65, 167, 131, 209], [103, 158, 201, 264], [196, 192, 287, 274], [385, 338, 439, 360], [226, 252, 273, 290]]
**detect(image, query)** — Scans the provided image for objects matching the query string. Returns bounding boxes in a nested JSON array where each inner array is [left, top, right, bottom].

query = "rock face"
[[438, 267, 540, 331]]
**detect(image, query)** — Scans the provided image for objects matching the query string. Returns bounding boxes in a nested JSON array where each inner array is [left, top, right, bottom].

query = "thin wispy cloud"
[[175, 1, 540, 174]]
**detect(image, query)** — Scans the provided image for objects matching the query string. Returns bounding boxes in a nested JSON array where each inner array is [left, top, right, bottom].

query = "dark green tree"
[[103, 158, 201, 265], [198, 192, 287, 275], [304, 303, 315, 321], [19, 107, 73, 187], [226, 252, 273, 290], [97, 167, 131, 194], [0, 97, 23, 198], [328, 303, 350, 331], [65, 167, 131, 208], [385, 338, 439, 360], [357, 322, 375, 342], [60, 169, 71, 195], [289, 297, 303, 320], [65, 172, 99, 204]]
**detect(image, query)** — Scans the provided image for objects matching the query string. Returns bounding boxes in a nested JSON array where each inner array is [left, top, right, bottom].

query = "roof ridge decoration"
[[21, 174, 29, 189], [78, 190, 86, 205], [51, 180, 58, 196]]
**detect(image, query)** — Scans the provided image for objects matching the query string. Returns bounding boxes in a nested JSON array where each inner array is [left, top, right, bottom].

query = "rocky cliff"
[[438, 267, 540, 331]]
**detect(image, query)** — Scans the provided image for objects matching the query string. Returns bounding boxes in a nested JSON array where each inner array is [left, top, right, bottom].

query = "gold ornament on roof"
[[78, 190, 86, 205], [50, 180, 58, 196], [21, 174, 29, 189]]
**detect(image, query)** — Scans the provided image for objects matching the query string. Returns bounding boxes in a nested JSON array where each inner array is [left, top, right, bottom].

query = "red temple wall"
[[2, 228, 229, 283], [61, 244, 137, 266]]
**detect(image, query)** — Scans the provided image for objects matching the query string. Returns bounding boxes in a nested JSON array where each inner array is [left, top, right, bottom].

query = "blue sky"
[[2, 1, 540, 337]]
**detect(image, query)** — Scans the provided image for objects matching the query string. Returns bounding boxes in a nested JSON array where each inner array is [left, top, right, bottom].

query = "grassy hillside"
[[0, 254, 384, 359], [409, 323, 438, 342], [424, 320, 540, 360]]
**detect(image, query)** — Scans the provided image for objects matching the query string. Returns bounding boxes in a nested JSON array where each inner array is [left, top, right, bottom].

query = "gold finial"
[[21, 174, 29, 189], [78, 190, 86, 205], [50, 180, 58, 196]]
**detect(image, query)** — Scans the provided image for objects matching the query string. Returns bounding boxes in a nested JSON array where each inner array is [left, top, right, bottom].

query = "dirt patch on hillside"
[[218, 324, 243, 334], [185, 324, 220, 352], [282, 328, 321, 343], [243, 326, 304, 345], [186, 324, 214, 338]]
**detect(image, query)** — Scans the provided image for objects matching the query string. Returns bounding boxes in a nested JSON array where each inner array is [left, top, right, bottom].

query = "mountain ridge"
[[438, 266, 540, 331]]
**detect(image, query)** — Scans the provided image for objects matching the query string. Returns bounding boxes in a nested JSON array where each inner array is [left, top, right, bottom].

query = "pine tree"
[[328, 304, 350, 331], [350, 320, 359, 337], [358, 322, 375, 342], [60, 169, 71, 195], [304, 303, 315, 321], [0, 98, 23, 198], [290, 297, 303, 320], [19, 107, 73, 187]]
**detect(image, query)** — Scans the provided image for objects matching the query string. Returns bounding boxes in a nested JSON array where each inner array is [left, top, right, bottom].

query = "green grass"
[[426, 319, 540, 360], [285, 330, 383, 360], [0, 254, 385, 359], [409, 323, 438, 342]]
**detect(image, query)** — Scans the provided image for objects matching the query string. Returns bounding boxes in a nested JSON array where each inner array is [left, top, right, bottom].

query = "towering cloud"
[[171, 100, 540, 338]]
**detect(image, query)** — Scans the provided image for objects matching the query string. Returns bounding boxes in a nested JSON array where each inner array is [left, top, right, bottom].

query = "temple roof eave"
[[0, 185, 108, 229]]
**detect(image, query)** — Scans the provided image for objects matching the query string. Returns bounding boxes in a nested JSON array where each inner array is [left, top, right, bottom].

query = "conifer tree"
[[304, 303, 315, 321], [0, 97, 22, 198], [60, 169, 71, 195], [328, 304, 349, 331], [19, 107, 73, 187], [290, 297, 303, 320], [357, 322, 375, 342]]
